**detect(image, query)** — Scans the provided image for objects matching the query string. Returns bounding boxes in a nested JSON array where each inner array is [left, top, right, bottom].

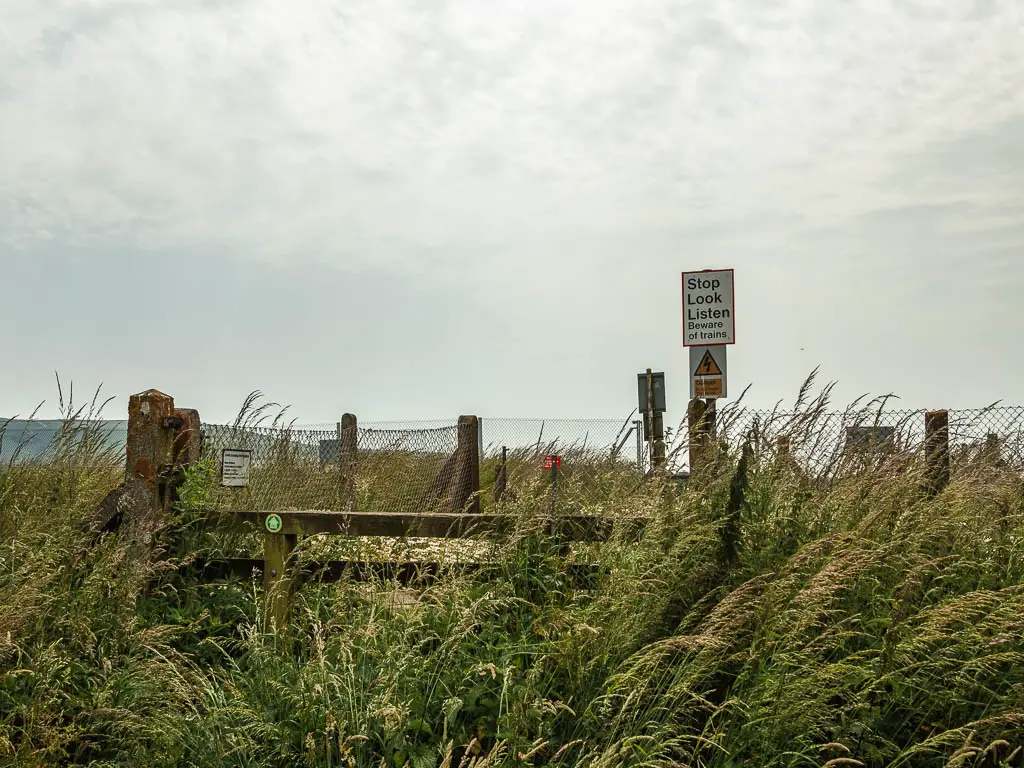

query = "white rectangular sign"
[[689, 345, 728, 399], [682, 269, 735, 346], [221, 449, 252, 488]]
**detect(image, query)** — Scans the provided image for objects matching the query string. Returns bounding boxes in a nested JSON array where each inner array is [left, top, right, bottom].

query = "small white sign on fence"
[[221, 449, 252, 488]]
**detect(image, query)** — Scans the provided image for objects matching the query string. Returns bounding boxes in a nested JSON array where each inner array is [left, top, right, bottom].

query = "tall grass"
[[1, 384, 1023, 767]]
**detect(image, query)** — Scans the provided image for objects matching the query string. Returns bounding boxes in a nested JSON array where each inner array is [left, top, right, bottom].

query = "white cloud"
[[2, 0, 1023, 415]]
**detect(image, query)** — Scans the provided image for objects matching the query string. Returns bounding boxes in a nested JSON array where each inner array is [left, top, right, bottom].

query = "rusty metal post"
[[924, 409, 950, 497], [452, 416, 481, 513], [339, 413, 358, 510]]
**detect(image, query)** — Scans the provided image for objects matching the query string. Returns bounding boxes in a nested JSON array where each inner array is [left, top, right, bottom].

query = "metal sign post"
[[682, 268, 734, 477], [636, 370, 667, 471], [646, 369, 654, 468]]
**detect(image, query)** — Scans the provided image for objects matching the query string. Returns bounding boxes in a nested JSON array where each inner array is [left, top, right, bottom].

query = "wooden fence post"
[[924, 409, 950, 497], [494, 446, 508, 503], [776, 436, 791, 468], [452, 415, 481, 513], [339, 413, 358, 510], [264, 521, 298, 631], [170, 408, 201, 469], [982, 433, 1005, 467], [652, 410, 667, 471], [688, 398, 717, 477]]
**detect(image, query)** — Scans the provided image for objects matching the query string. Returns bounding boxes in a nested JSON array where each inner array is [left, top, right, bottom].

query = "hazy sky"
[[2, 0, 1023, 424]]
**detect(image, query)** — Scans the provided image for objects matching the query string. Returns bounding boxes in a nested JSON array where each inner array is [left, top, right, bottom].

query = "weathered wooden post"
[[652, 411, 667, 471], [642, 369, 668, 472], [170, 408, 201, 469], [982, 433, 1005, 468], [688, 398, 716, 477], [262, 513, 298, 631], [494, 446, 508, 503], [338, 413, 358, 510], [776, 436, 791, 468], [924, 409, 950, 496], [452, 415, 482, 513]]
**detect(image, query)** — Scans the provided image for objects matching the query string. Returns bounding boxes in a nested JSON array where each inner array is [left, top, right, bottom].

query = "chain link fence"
[[480, 417, 644, 514], [6, 405, 1024, 508], [200, 420, 460, 514], [708, 404, 1024, 478], [0, 418, 126, 466]]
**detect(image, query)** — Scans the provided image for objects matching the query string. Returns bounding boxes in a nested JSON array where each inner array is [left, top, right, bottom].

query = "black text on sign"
[[682, 269, 735, 346]]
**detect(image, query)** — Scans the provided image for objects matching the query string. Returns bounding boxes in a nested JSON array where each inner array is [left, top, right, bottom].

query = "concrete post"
[[122, 390, 177, 551]]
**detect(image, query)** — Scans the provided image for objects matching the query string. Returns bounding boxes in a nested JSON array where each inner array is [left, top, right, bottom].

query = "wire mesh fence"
[[480, 417, 644, 514], [6, 405, 1024, 510], [200, 420, 461, 514], [0, 418, 126, 467], [704, 404, 1024, 479]]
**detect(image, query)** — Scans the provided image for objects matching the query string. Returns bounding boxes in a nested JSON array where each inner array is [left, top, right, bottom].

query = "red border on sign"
[[681, 268, 735, 347]]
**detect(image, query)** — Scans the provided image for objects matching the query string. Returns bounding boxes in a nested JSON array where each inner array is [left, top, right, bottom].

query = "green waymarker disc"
[[265, 514, 283, 534]]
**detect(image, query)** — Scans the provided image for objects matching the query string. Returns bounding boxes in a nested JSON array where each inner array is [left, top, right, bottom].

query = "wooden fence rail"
[[108, 388, 960, 631]]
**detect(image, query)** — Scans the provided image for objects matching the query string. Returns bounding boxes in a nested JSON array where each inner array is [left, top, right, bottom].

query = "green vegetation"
[[2, 392, 1023, 767]]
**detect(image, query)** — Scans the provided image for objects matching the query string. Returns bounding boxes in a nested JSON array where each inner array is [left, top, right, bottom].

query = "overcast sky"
[[2, 0, 1023, 424]]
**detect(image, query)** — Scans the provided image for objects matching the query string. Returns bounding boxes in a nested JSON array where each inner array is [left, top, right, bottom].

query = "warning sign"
[[694, 378, 724, 398], [689, 346, 728, 399], [694, 350, 723, 377], [682, 269, 735, 346]]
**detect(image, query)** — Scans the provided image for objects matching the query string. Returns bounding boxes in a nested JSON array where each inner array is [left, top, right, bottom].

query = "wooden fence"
[[100, 389, 964, 629]]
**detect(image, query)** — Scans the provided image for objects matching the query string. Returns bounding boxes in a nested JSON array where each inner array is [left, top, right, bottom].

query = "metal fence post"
[[924, 409, 950, 496]]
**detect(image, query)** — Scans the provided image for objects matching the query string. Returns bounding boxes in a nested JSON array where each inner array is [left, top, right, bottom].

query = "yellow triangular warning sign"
[[694, 350, 723, 377]]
